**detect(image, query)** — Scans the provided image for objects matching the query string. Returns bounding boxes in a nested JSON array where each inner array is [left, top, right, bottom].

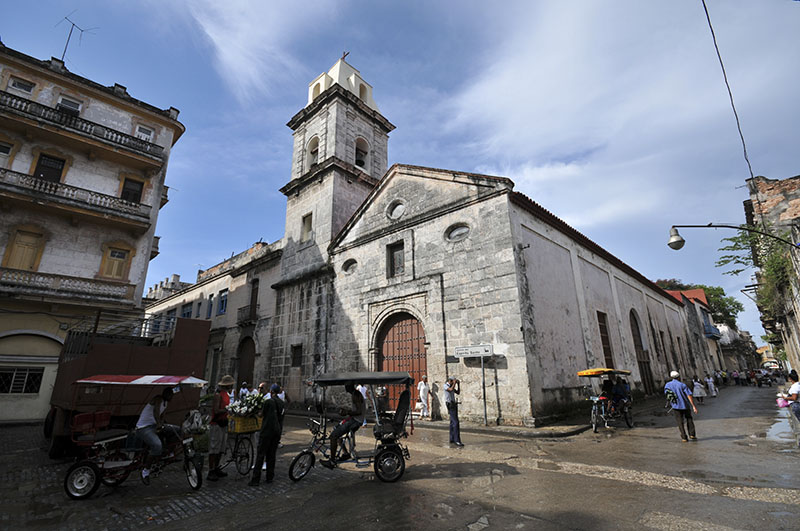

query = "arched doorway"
[[376, 312, 427, 409], [237, 337, 255, 389], [630, 310, 655, 395]]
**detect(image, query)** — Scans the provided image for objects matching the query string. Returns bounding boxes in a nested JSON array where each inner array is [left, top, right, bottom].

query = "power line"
[[700, 0, 754, 181]]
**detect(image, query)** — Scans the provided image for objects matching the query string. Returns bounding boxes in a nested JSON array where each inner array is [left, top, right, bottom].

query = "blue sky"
[[3, 1, 799, 344]]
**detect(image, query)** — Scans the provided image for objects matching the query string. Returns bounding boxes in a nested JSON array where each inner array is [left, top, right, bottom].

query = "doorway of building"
[[237, 337, 255, 391], [376, 312, 427, 409]]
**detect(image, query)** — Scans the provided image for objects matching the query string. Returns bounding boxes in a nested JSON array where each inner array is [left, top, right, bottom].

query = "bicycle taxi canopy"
[[577, 368, 631, 378], [312, 371, 414, 387], [75, 375, 207, 387]]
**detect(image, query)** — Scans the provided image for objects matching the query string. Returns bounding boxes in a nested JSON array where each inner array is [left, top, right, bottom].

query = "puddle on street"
[[765, 409, 796, 443]]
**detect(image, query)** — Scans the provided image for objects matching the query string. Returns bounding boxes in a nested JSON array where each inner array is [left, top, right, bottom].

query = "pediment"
[[332, 164, 514, 252]]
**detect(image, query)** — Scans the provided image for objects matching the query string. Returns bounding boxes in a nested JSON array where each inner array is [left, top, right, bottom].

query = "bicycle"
[[578, 368, 634, 433]]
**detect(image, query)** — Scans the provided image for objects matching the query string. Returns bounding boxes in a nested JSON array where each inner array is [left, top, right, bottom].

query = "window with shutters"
[[217, 289, 228, 315], [2, 226, 45, 271], [301, 213, 313, 243], [0, 141, 12, 168], [120, 178, 144, 203], [597, 311, 615, 369], [56, 95, 82, 116], [181, 303, 193, 319], [33, 154, 66, 183], [387, 241, 405, 278], [8, 76, 35, 94], [135, 125, 154, 142], [98, 241, 135, 281], [0, 367, 44, 394]]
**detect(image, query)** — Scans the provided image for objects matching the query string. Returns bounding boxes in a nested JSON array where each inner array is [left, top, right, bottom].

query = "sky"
[[3, 1, 799, 345]]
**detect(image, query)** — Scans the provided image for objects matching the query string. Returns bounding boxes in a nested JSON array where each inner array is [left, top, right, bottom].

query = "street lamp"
[[667, 223, 800, 251]]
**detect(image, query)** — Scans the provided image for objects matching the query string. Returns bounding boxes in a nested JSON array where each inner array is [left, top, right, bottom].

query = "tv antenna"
[[55, 11, 98, 61]]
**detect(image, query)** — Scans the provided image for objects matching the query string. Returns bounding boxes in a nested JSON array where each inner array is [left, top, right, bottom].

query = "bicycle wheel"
[[289, 450, 315, 482], [64, 460, 101, 500], [623, 405, 634, 428], [590, 405, 599, 433], [374, 446, 405, 483], [234, 436, 254, 475]]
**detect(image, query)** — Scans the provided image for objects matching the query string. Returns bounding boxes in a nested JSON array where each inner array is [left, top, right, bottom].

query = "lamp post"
[[667, 223, 800, 251]]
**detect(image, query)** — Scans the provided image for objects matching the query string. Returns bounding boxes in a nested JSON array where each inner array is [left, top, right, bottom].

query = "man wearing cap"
[[249, 383, 284, 485], [664, 370, 698, 442], [208, 375, 234, 480]]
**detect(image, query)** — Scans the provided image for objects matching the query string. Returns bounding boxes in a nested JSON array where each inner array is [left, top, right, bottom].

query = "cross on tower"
[[341, 51, 350, 61]]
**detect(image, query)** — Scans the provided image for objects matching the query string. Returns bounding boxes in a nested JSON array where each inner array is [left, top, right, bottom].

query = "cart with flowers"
[[220, 392, 265, 475]]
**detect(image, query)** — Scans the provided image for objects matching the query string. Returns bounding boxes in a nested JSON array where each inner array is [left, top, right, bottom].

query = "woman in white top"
[[783, 370, 800, 423], [704, 374, 718, 397], [692, 377, 707, 404]]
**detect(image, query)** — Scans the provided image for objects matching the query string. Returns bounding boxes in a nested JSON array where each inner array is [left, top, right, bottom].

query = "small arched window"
[[312, 83, 321, 100], [307, 136, 320, 168], [359, 83, 367, 101], [355, 137, 369, 170]]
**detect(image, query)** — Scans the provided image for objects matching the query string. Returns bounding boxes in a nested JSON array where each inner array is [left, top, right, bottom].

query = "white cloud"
[[165, 0, 344, 104]]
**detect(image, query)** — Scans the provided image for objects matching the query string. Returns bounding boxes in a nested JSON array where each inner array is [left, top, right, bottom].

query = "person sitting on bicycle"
[[136, 386, 177, 485], [610, 378, 630, 413], [321, 383, 364, 469]]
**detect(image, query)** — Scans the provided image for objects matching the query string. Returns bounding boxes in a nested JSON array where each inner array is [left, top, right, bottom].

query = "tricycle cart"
[[577, 368, 634, 432], [63, 374, 206, 500], [289, 371, 414, 483]]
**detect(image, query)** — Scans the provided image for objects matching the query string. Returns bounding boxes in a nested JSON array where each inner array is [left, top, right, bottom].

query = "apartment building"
[[0, 44, 184, 421]]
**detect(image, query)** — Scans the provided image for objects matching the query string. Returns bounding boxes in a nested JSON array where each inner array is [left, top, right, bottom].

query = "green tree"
[[654, 279, 744, 329], [715, 225, 794, 321]]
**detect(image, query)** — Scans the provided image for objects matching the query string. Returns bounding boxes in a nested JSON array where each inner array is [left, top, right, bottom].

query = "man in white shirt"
[[417, 375, 430, 419]]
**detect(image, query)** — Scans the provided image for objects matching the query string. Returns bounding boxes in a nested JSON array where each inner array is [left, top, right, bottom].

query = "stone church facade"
[[147, 58, 711, 425]]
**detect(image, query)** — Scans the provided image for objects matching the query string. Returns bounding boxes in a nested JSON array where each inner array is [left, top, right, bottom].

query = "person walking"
[[417, 375, 430, 419], [444, 377, 463, 447], [249, 383, 284, 485], [208, 375, 234, 481], [664, 370, 698, 442], [705, 374, 718, 397], [692, 376, 706, 404]]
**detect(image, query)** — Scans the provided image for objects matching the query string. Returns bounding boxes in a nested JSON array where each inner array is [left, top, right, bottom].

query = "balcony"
[[150, 236, 160, 260], [0, 90, 164, 164], [237, 304, 259, 325], [0, 168, 152, 232], [0, 267, 136, 304], [703, 323, 722, 340]]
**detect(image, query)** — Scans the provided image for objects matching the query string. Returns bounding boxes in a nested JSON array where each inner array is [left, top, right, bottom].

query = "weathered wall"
[[332, 168, 531, 424]]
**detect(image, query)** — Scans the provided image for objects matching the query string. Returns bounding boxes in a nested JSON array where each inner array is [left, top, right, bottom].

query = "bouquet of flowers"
[[227, 392, 266, 417]]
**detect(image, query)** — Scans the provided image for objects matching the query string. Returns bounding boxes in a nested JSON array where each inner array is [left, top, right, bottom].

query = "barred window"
[[0, 367, 44, 394]]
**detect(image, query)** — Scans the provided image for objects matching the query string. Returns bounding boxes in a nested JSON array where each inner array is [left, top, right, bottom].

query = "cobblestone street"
[[2, 385, 799, 530]]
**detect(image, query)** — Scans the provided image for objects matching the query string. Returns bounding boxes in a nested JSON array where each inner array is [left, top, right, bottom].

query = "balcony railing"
[[0, 267, 136, 302], [237, 304, 259, 324], [703, 323, 722, 340], [0, 90, 165, 160], [0, 168, 151, 220]]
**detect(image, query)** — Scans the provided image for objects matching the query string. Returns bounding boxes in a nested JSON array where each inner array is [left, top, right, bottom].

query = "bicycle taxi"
[[288, 371, 414, 483], [62, 374, 205, 499], [577, 368, 634, 432]]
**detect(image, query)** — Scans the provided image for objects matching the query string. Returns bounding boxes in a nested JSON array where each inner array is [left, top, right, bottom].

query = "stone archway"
[[237, 337, 255, 389], [376, 312, 427, 409]]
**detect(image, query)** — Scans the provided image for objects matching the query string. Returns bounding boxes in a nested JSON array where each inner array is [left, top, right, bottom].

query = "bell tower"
[[280, 56, 394, 275]]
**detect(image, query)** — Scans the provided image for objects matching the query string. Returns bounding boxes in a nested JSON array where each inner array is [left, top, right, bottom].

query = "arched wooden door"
[[630, 311, 655, 395], [376, 312, 427, 409], [237, 337, 255, 389]]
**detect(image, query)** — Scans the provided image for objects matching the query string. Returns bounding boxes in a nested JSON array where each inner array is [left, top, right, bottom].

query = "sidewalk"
[[287, 394, 670, 439]]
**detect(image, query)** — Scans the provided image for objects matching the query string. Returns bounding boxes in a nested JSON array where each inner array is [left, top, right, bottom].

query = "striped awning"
[[75, 375, 207, 386]]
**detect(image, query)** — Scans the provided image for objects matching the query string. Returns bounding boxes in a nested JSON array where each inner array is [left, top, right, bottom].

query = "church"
[[146, 58, 718, 425]]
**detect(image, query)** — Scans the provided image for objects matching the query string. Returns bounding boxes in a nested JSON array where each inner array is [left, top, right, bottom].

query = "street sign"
[[454, 344, 493, 358]]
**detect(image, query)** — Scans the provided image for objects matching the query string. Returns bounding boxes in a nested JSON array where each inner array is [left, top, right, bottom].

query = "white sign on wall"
[[454, 344, 494, 358]]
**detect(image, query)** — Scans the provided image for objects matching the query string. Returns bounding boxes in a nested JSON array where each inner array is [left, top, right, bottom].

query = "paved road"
[[1, 383, 797, 530]]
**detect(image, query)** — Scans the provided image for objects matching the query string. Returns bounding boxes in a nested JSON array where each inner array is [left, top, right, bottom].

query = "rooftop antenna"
[[56, 11, 98, 61]]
